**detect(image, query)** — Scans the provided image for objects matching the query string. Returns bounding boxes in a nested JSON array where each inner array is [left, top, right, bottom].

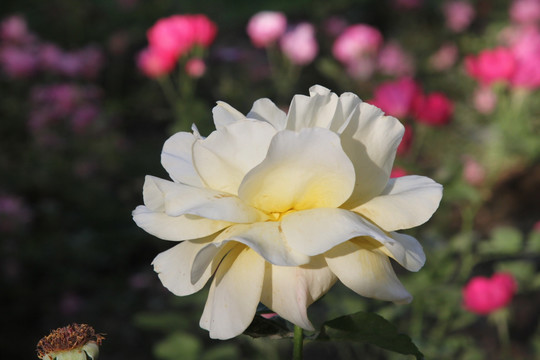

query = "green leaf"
[[153, 332, 201, 360], [479, 226, 523, 255], [243, 315, 293, 339], [317, 311, 424, 360]]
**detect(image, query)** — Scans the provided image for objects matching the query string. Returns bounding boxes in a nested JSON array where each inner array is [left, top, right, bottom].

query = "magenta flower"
[[137, 47, 177, 78], [185, 58, 206, 78], [280, 23, 318, 65], [332, 24, 383, 64], [463, 273, 517, 315], [443, 1, 475, 33], [510, 0, 540, 24], [190, 14, 217, 47], [0, 15, 31, 44], [465, 47, 517, 86], [377, 42, 414, 76], [147, 15, 196, 59], [370, 77, 421, 118], [412, 92, 454, 126], [246, 11, 287, 48], [0, 46, 37, 78]]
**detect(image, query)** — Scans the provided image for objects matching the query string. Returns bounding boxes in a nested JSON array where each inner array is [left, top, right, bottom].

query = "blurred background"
[[1, 0, 540, 359]]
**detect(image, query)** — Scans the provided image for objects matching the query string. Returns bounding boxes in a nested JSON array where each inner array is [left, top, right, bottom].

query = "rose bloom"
[[137, 47, 177, 78], [246, 11, 287, 48], [133, 86, 443, 339], [429, 42, 458, 71], [185, 58, 206, 78], [463, 273, 517, 315], [369, 77, 422, 118], [412, 92, 453, 126], [473, 86, 497, 114], [465, 47, 517, 86], [443, 1, 475, 33], [0, 15, 31, 43], [332, 24, 383, 64], [147, 15, 195, 58], [462, 156, 486, 186], [190, 14, 217, 47], [280, 23, 318, 65], [510, 0, 540, 24], [377, 42, 415, 76]]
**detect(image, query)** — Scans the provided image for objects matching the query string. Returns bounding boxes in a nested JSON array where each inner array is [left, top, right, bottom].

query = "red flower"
[[412, 92, 453, 126], [463, 273, 517, 315], [369, 77, 421, 119]]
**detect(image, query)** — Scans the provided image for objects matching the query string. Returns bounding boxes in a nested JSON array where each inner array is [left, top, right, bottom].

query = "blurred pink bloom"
[[390, 167, 408, 178], [280, 23, 318, 65], [443, 1, 475, 33], [38, 43, 63, 72], [0, 46, 37, 78], [465, 47, 517, 86], [413, 92, 453, 126], [462, 156, 486, 186], [185, 58, 206, 77], [393, 0, 423, 9], [463, 273, 517, 315], [505, 27, 540, 89], [56, 52, 84, 77], [430, 43, 458, 71], [246, 11, 287, 48], [0, 15, 31, 43], [397, 125, 413, 155], [510, 0, 540, 24], [377, 42, 414, 76], [260, 312, 278, 319], [190, 14, 217, 47], [370, 77, 421, 118], [0, 194, 32, 232], [473, 86, 497, 114], [506, 26, 540, 60], [323, 16, 348, 37], [147, 15, 195, 59], [137, 47, 177, 78], [345, 55, 376, 80], [332, 24, 383, 64]]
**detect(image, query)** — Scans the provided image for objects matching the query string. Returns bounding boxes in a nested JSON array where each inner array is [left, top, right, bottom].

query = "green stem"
[[293, 325, 303, 360], [157, 76, 183, 126]]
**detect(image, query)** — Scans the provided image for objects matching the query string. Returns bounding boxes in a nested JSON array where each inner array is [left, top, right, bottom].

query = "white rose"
[[133, 85, 443, 340]]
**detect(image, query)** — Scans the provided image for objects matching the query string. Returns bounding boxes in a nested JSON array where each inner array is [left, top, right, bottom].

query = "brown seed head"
[[36, 323, 105, 359]]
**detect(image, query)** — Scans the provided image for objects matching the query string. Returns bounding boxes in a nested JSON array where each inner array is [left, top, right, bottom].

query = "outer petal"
[[282, 208, 425, 272], [238, 128, 355, 213], [192, 120, 276, 194], [200, 246, 265, 339], [193, 222, 310, 273], [325, 238, 412, 304], [260, 255, 337, 330], [285, 86, 339, 130], [212, 101, 246, 130], [247, 98, 287, 130], [132, 205, 230, 241], [352, 175, 443, 232], [340, 102, 404, 208], [144, 176, 269, 223], [152, 237, 217, 296], [161, 132, 203, 187]]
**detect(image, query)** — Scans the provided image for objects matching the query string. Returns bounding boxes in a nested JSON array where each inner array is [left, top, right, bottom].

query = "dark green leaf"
[[243, 315, 293, 339], [317, 311, 424, 360]]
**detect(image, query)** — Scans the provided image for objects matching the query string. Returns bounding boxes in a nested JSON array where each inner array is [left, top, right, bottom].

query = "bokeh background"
[[2, 0, 540, 359]]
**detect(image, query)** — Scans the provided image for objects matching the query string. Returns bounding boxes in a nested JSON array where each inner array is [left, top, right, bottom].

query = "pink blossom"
[[345, 55, 376, 80], [246, 11, 287, 48], [465, 47, 517, 86], [56, 52, 84, 77], [512, 55, 540, 89], [397, 125, 413, 155], [430, 43, 458, 71], [332, 24, 383, 64], [190, 14, 217, 47], [369, 77, 421, 118], [280, 23, 318, 65], [137, 46, 177, 78], [473, 86, 497, 114], [377, 42, 414, 76], [390, 167, 408, 178], [38, 43, 64, 72], [443, 1, 475, 33], [185, 58, 206, 77], [413, 92, 454, 126], [0, 15, 31, 43], [463, 273, 517, 315], [506, 27, 540, 89], [510, 0, 540, 24], [0, 46, 37, 78], [462, 156, 486, 186], [147, 15, 195, 59]]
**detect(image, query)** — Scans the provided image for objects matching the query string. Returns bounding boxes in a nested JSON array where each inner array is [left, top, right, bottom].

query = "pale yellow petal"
[[247, 98, 287, 130], [161, 131, 204, 187]]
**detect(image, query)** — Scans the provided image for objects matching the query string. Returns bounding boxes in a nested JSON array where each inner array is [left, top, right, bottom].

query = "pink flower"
[[369, 77, 421, 118], [463, 273, 517, 315], [465, 47, 517, 86], [137, 47, 177, 78], [246, 11, 287, 48], [430, 43, 458, 71], [510, 0, 540, 24], [280, 23, 318, 65], [443, 1, 475, 33], [397, 125, 413, 155], [190, 14, 217, 47], [390, 167, 408, 178], [377, 42, 414, 76], [473, 86, 497, 114], [332, 24, 383, 64], [185, 58, 206, 77], [0, 46, 37, 78], [413, 92, 453, 126], [345, 56, 376, 80], [0, 15, 31, 43], [147, 15, 195, 58], [38, 43, 63, 72], [462, 156, 486, 186]]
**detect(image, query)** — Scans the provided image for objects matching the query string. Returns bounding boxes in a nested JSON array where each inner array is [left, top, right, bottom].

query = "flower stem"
[[293, 325, 303, 360]]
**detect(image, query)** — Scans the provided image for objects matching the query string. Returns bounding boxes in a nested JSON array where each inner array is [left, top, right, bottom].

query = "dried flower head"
[[36, 323, 104, 360]]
